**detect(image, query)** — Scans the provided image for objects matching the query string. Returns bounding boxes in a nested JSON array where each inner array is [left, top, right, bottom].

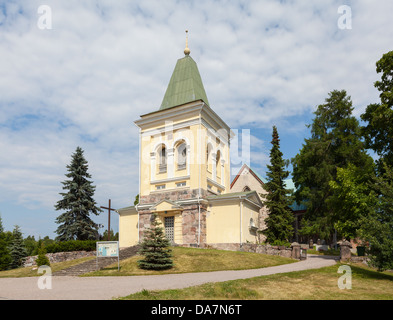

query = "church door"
[[164, 216, 175, 243]]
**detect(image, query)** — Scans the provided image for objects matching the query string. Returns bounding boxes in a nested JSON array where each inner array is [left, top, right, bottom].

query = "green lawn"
[[84, 246, 296, 276], [121, 262, 393, 300], [0, 256, 95, 278]]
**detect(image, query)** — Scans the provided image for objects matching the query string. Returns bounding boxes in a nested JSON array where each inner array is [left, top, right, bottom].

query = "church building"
[[117, 35, 265, 248]]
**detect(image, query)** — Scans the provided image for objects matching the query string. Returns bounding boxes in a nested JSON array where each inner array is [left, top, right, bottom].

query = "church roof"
[[230, 164, 307, 212], [159, 55, 210, 110]]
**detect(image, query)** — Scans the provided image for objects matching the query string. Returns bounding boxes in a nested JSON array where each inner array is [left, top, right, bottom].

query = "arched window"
[[158, 145, 167, 173], [177, 142, 187, 170], [243, 186, 251, 192], [216, 150, 221, 179], [206, 144, 212, 172]]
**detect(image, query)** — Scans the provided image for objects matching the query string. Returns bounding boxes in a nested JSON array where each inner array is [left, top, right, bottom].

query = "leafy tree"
[[0, 237, 11, 271], [328, 163, 376, 239], [138, 213, 173, 270], [361, 50, 393, 169], [55, 147, 102, 241], [359, 162, 393, 272], [24, 235, 38, 256], [101, 229, 119, 241], [262, 126, 294, 243], [9, 225, 28, 269], [292, 90, 374, 242], [134, 194, 139, 206], [35, 242, 50, 267]]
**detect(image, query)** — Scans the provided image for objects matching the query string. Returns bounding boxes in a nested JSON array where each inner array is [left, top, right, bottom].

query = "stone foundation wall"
[[195, 243, 294, 259], [24, 250, 96, 267], [181, 203, 207, 245], [138, 202, 207, 246], [140, 189, 207, 204]]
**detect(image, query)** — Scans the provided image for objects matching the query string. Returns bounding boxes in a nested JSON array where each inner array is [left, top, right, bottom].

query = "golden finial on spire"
[[184, 29, 190, 56]]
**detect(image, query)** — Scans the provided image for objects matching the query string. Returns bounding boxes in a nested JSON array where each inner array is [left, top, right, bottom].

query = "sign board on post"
[[96, 241, 120, 271]]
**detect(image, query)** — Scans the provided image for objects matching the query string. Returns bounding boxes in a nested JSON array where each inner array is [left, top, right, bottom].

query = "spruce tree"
[[55, 146, 102, 241], [138, 213, 173, 270], [292, 90, 374, 242], [262, 126, 294, 244], [9, 225, 27, 269]]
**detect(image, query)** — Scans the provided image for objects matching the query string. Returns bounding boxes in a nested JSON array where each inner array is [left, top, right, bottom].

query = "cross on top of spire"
[[184, 30, 190, 56]]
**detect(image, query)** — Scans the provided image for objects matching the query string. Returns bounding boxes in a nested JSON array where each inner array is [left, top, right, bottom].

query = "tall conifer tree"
[[55, 147, 102, 241], [262, 126, 294, 243], [292, 90, 374, 242]]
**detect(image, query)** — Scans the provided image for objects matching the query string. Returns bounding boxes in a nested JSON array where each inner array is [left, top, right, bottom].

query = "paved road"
[[0, 255, 337, 300]]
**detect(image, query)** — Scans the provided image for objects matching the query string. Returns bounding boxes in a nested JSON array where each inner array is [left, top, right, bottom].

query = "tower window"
[[177, 142, 187, 170], [158, 145, 167, 173]]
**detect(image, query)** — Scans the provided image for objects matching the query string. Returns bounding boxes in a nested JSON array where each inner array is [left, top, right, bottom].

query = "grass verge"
[[120, 262, 393, 300], [84, 246, 296, 276], [0, 256, 95, 278]]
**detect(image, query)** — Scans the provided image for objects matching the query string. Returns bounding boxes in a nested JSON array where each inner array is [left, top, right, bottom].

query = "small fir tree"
[[262, 126, 294, 244], [138, 214, 173, 270], [55, 146, 102, 241], [9, 225, 27, 269]]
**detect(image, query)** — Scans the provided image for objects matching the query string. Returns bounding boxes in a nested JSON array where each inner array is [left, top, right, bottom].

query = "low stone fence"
[[24, 250, 96, 267], [195, 242, 301, 259]]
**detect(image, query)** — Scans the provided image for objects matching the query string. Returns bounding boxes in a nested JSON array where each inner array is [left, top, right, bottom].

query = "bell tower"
[[133, 31, 233, 246]]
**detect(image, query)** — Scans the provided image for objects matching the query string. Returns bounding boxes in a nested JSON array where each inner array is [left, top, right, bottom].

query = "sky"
[[0, 0, 392, 239]]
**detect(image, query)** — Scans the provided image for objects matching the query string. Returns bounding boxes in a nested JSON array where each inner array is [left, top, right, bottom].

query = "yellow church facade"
[[117, 40, 264, 248]]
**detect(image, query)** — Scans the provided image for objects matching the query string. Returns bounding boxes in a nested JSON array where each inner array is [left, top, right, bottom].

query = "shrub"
[[35, 243, 50, 267]]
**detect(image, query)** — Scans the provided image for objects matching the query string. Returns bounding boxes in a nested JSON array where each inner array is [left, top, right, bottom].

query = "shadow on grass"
[[350, 264, 393, 281]]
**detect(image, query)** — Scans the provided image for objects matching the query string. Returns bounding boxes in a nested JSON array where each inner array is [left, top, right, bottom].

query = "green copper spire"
[[159, 34, 209, 110]]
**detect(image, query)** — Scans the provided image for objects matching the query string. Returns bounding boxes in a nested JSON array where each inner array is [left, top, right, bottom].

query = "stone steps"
[[53, 245, 139, 276]]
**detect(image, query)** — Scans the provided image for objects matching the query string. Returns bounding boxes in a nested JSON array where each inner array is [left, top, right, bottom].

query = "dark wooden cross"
[[100, 199, 116, 241]]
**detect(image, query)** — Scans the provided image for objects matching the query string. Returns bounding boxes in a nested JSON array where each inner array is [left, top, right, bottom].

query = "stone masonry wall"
[[199, 243, 293, 259], [24, 250, 96, 267], [140, 188, 207, 205], [181, 203, 207, 245], [138, 203, 207, 246]]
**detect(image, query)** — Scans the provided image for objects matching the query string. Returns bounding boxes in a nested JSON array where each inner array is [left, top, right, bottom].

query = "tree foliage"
[[358, 162, 393, 271], [55, 147, 102, 241], [329, 163, 376, 239], [0, 216, 12, 271], [138, 213, 173, 270], [292, 90, 374, 241], [361, 50, 393, 169], [9, 225, 28, 269], [262, 126, 294, 243], [35, 242, 50, 267]]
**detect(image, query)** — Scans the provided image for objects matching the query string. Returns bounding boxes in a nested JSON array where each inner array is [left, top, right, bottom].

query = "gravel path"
[[0, 255, 337, 300]]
